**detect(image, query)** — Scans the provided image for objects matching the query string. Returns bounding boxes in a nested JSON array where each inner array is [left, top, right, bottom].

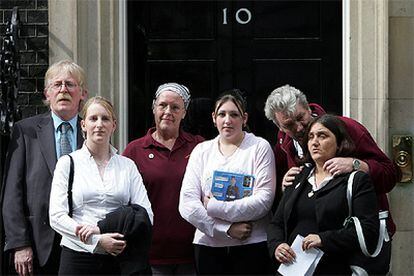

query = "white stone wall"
[[49, 0, 128, 150], [389, 0, 414, 275], [348, 0, 389, 151]]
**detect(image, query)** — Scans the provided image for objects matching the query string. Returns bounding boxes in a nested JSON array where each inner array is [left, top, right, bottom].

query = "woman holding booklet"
[[267, 114, 379, 275], [179, 89, 276, 274]]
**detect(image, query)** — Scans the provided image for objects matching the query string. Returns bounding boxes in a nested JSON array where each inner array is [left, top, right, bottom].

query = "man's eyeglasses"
[[50, 81, 78, 91]]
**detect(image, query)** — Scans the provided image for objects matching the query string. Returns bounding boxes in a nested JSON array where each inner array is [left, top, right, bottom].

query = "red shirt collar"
[[141, 127, 194, 150]]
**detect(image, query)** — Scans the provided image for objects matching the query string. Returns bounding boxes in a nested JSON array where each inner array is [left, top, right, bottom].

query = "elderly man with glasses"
[[264, 84, 400, 239], [1, 60, 87, 275]]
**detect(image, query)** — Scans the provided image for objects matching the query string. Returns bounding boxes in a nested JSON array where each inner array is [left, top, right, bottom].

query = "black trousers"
[[59, 246, 120, 275], [194, 242, 271, 275]]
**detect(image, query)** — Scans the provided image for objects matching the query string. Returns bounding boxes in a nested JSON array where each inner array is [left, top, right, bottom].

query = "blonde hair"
[[44, 60, 87, 91], [43, 60, 87, 109], [81, 96, 116, 121]]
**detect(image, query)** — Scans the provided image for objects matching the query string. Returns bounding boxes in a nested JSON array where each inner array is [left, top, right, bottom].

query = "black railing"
[[1, 6, 21, 137], [0, 6, 21, 274]]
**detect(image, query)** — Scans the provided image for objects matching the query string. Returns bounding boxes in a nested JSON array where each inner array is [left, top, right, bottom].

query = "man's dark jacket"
[[1, 112, 83, 266]]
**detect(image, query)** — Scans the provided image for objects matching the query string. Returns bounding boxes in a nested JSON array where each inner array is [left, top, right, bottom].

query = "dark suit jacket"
[[1, 112, 83, 266], [267, 166, 379, 274]]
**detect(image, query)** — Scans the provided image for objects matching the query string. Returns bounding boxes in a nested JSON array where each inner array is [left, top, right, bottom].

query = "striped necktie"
[[59, 122, 72, 157]]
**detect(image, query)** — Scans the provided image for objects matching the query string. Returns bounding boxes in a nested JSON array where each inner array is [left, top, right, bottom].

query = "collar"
[[141, 127, 193, 148], [293, 140, 304, 158], [307, 167, 334, 192], [79, 142, 118, 157], [51, 111, 78, 132]]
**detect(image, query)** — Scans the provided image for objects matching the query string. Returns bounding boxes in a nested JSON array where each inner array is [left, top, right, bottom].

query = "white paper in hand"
[[277, 235, 324, 276]]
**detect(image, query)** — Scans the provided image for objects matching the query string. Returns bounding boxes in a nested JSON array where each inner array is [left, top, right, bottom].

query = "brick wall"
[[0, 0, 49, 119]]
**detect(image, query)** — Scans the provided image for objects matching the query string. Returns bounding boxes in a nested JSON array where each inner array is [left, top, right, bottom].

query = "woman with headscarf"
[[123, 83, 204, 275]]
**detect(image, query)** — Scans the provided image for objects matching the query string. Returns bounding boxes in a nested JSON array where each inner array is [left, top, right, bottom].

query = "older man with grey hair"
[[264, 84, 400, 241], [2, 60, 87, 275]]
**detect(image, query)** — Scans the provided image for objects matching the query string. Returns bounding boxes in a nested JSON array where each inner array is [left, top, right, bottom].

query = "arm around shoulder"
[[347, 120, 400, 193]]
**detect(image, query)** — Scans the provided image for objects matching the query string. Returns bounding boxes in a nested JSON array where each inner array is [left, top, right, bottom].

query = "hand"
[[282, 166, 303, 190], [323, 157, 353, 176], [302, 234, 322, 251], [99, 233, 126, 256], [203, 194, 211, 209], [76, 224, 101, 243], [274, 243, 296, 264], [227, 222, 252, 240], [14, 246, 33, 276]]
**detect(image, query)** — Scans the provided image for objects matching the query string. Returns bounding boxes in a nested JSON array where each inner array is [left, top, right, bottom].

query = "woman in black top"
[[267, 114, 379, 275]]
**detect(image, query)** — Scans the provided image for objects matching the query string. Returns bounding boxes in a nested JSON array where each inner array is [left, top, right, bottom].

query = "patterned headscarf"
[[153, 82, 191, 109]]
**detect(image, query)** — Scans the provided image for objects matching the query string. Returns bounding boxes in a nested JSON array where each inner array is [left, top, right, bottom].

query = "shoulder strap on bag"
[[346, 171, 357, 216], [346, 171, 388, 258], [67, 155, 74, 218]]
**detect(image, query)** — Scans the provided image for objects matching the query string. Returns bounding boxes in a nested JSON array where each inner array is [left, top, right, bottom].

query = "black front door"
[[127, 1, 342, 144]]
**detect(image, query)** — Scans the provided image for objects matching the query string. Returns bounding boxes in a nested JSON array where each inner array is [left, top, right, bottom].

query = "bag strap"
[[346, 171, 357, 217], [345, 171, 389, 258], [67, 155, 74, 218]]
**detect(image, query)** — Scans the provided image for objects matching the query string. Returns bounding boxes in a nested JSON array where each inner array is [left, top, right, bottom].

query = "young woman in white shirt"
[[179, 89, 276, 274], [49, 96, 153, 275]]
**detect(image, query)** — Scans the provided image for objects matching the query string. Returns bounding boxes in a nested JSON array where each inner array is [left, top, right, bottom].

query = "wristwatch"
[[352, 159, 361, 171]]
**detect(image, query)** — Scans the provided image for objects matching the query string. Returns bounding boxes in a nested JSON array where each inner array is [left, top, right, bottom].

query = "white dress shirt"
[[179, 132, 276, 247], [307, 167, 334, 192], [49, 143, 153, 253]]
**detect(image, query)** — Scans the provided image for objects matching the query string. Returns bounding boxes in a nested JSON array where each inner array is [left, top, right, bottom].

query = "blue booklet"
[[211, 170, 255, 201]]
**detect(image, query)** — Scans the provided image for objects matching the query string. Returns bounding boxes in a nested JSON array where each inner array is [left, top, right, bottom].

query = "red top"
[[123, 128, 204, 265], [274, 103, 401, 236]]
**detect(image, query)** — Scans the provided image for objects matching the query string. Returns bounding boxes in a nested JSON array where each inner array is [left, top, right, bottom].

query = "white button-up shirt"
[[49, 144, 153, 253]]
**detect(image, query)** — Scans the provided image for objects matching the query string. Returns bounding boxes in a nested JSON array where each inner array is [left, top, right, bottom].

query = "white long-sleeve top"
[[179, 132, 276, 247], [49, 144, 153, 254]]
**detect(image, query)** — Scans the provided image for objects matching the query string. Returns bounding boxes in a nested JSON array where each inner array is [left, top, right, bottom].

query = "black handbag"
[[67, 154, 74, 217], [344, 171, 391, 276]]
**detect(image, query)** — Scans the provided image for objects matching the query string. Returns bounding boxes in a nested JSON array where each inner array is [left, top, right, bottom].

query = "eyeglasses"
[[49, 81, 78, 91], [155, 103, 184, 113]]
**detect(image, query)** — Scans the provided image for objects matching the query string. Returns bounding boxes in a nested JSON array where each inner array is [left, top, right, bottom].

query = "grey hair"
[[43, 60, 87, 110], [264, 84, 309, 125]]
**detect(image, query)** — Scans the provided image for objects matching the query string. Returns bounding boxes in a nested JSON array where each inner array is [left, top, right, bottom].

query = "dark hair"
[[302, 114, 355, 165], [213, 89, 249, 131], [214, 89, 247, 115]]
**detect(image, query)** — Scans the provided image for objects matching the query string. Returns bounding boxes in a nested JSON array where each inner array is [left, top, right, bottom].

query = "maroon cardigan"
[[273, 103, 401, 236]]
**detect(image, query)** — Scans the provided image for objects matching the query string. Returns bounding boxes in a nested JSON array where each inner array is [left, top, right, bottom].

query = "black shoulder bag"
[[67, 155, 74, 217], [344, 171, 391, 275]]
